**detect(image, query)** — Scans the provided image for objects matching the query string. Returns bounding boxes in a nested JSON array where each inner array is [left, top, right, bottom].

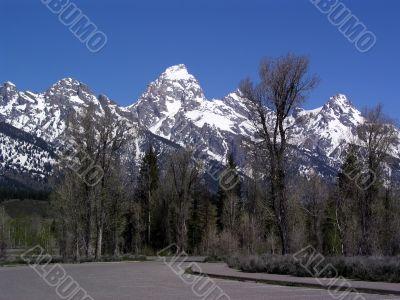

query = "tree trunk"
[[147, 191, 151, 245], [359, 170, 375, 256], [96, 225, 103, 260], [275, 158, 290, 255], [84, 191, 92, 258], [278, 205, 290, 255]]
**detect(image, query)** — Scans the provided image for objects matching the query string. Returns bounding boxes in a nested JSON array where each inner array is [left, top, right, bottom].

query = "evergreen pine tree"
[[188, 187, 216, 254], [135, 146, 159, 247], [335, 144, 362, 255], [216, 153, 241, 233]]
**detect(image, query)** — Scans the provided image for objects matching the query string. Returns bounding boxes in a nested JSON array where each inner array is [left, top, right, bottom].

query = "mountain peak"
[[46, 78, 93, 97], [3, 81, 16, 88], [320, 94, 358, 115], [327, 94, 353, 107], [161, 64, 194, 81], [1, 81, 17, 92], [52, 77, 82, 87], [0, 81, 18, 98]]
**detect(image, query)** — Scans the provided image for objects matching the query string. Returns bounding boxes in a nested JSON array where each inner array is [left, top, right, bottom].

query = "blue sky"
[[1, 0, 399, 119]]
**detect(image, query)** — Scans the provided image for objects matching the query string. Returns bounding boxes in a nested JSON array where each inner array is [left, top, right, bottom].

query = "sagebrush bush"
[[226, 254, 400, 282]]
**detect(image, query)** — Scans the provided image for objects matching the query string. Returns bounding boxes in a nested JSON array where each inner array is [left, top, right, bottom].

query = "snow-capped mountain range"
[[1, 64, 399, 190]]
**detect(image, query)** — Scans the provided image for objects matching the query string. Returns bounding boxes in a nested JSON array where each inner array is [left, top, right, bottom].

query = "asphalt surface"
[[0, 261, 399, 300]]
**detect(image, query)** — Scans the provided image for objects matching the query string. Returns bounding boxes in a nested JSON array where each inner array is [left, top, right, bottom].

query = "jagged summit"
[[49, 77, 82, 88], [3, 81, 16, 87], [325, 94, 354, 108], [161, 64, 194, 81], [44, 78, 98, 108], [320, 94, 363, 124], [128, 64, 206, 132], [56, 77, 79, 84], [1, 81, 17, 95], [47, 77, 90, 93]]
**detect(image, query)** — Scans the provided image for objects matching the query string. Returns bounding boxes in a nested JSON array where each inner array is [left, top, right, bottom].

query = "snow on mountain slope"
[[0, 78, 139, 143], [292, 95, 364, 158], [0, 122, 54, 184], [128, 65, 400, 180], [129, 65, 254, 162], [128, 65, 204, 135], [295, 94, 400, 163], [1, 64, 400, 188], [0, 79, 178, 188], [0, 78, 100, 142]]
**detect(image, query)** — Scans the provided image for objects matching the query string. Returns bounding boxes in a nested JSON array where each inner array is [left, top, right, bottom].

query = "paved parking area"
[[0, 262, 399, 300]]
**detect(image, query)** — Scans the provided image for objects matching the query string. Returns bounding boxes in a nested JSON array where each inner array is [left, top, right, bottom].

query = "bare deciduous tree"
[[53, 104, 130, 260], [240, 54, 319, 254], [166, 149, 200, 252], [299, 173, 328, 253], [357, 104, 398, 255], [93, 109, 128, 259]]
